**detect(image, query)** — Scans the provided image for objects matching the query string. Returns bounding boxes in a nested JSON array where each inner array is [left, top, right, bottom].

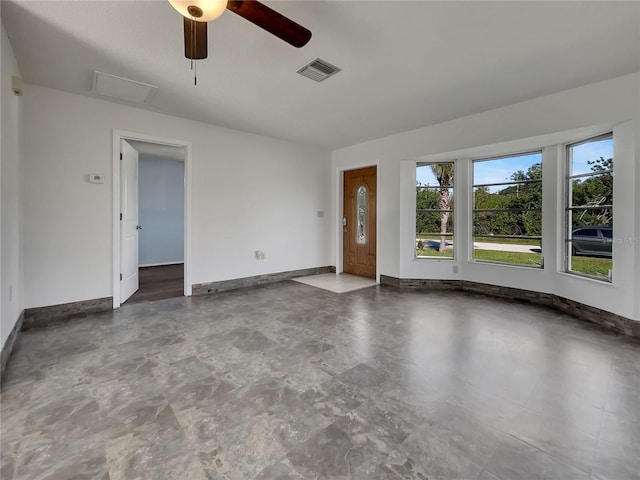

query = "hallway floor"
[[125, 264, 184, 304], [1, 282, 639, 479]]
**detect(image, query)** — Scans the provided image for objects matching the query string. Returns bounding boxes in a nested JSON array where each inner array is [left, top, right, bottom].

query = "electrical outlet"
[[260, 251, 265, 260], [317, 210, 325, 218], [255, 250, 261, 260]]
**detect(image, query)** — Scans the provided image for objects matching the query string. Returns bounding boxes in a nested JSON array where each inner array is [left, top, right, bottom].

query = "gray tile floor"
[[1, 282, 639, 480]]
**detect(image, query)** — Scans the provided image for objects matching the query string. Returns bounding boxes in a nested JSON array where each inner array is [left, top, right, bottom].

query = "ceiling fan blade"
[[226, 0, 311, 48], [183, 17, 208, 59]]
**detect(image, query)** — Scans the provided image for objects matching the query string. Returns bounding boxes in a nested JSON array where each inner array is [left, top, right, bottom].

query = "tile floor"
[[293, 273, 377, 293], [1, 281, 639, 480]]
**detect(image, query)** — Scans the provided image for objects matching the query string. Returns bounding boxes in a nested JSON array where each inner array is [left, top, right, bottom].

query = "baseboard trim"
[[380, 276, 640, 338], [192, 266, 335, 296], [23, 297, 113, 330], [1, 310, 24, 380]]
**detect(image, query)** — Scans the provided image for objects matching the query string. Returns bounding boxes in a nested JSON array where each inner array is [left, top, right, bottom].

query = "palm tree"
[[431, 164, 453, 253]]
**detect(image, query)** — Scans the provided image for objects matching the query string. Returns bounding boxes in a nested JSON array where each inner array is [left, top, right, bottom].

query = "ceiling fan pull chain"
[[188, 16, 197, 85]]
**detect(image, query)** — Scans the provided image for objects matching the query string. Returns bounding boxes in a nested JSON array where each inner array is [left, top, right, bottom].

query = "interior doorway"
[[343, 166, 377, 278], [112, 131, 192, 308], [127, 144, 185, 303]]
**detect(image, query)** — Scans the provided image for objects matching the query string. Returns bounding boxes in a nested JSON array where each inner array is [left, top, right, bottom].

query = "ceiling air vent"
[[297, 58, 341, 82], [92, 71, 158, 104]]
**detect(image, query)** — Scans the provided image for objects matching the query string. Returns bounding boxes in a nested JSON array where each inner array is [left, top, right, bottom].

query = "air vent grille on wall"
[[91, 71, 158, 104], [297, 58, 341, 82]]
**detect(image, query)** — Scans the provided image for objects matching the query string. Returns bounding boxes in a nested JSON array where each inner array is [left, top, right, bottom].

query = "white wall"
[[138, 155, 184, 266], [1, 20, 24, 349], [332, 73, 640, 321], [23, 85, 331, 309]]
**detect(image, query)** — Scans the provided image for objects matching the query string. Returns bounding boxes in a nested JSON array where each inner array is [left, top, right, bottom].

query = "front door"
[[120, 140, 139, 302], [343, 166, 376, 278]]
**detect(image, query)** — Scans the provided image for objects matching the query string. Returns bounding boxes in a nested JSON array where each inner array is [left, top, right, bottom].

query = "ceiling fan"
[[168, 0, 312, 61]]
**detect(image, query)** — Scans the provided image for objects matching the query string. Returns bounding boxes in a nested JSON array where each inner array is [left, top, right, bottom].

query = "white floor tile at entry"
[[293, 273, 377, 293]]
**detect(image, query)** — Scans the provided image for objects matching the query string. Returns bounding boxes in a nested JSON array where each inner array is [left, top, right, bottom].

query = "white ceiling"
[[3, 1, 639, 149]]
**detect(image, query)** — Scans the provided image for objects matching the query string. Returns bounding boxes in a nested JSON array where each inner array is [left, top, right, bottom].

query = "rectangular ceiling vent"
[[297, 58, 341, 82], [91, 71, 158, 104]]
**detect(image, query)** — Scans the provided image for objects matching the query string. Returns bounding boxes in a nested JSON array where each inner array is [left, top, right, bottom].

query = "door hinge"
[[120, 213, 123, 221], [120, 274, 123, 281], [120, 153, 123, 160]]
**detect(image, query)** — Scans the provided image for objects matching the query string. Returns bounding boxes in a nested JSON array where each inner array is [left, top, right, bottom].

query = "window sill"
[[414, 256, 455, 261], [470, 259, 543, 271], [557, 270, 612, 284]]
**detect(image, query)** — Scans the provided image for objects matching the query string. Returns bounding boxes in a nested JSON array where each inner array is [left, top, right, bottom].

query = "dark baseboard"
[[19, 267, 337, 329], [460, 280, 555, 306], [23, 297, 113, 330], [549, 295, 640, 338], [381, 276, 463, 291], [380, 275, 639, 338], [1, 310, 24, 380], [192, 266, 335, 296]]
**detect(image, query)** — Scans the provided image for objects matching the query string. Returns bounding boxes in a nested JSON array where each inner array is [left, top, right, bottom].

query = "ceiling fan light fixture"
[[168, 0, 226, 22]]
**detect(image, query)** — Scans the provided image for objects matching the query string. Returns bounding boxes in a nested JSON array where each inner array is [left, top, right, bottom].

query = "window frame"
[[415, 161, 456, 260], [564, 132, 613, 282], [471, 150, 544, 269]]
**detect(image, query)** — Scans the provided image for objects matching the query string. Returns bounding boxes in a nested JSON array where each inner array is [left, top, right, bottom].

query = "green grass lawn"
[[416, 248, 453, 258], [416, 247, 612, 278], [570, 256, 612, 278], [473, 249, 542, 266]]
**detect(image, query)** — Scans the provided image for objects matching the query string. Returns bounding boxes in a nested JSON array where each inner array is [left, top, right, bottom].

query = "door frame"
[[335, 162, 380, 283], [112, 129, 193, 308]]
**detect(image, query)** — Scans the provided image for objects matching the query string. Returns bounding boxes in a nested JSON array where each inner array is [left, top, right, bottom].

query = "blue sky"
[[570, 137, 613, 176], [473, 153, 542, 190], [416, 138, 613, 192]]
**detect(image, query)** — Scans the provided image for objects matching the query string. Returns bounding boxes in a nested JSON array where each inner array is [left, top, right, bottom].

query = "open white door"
[[120, 140, 139, 302]]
